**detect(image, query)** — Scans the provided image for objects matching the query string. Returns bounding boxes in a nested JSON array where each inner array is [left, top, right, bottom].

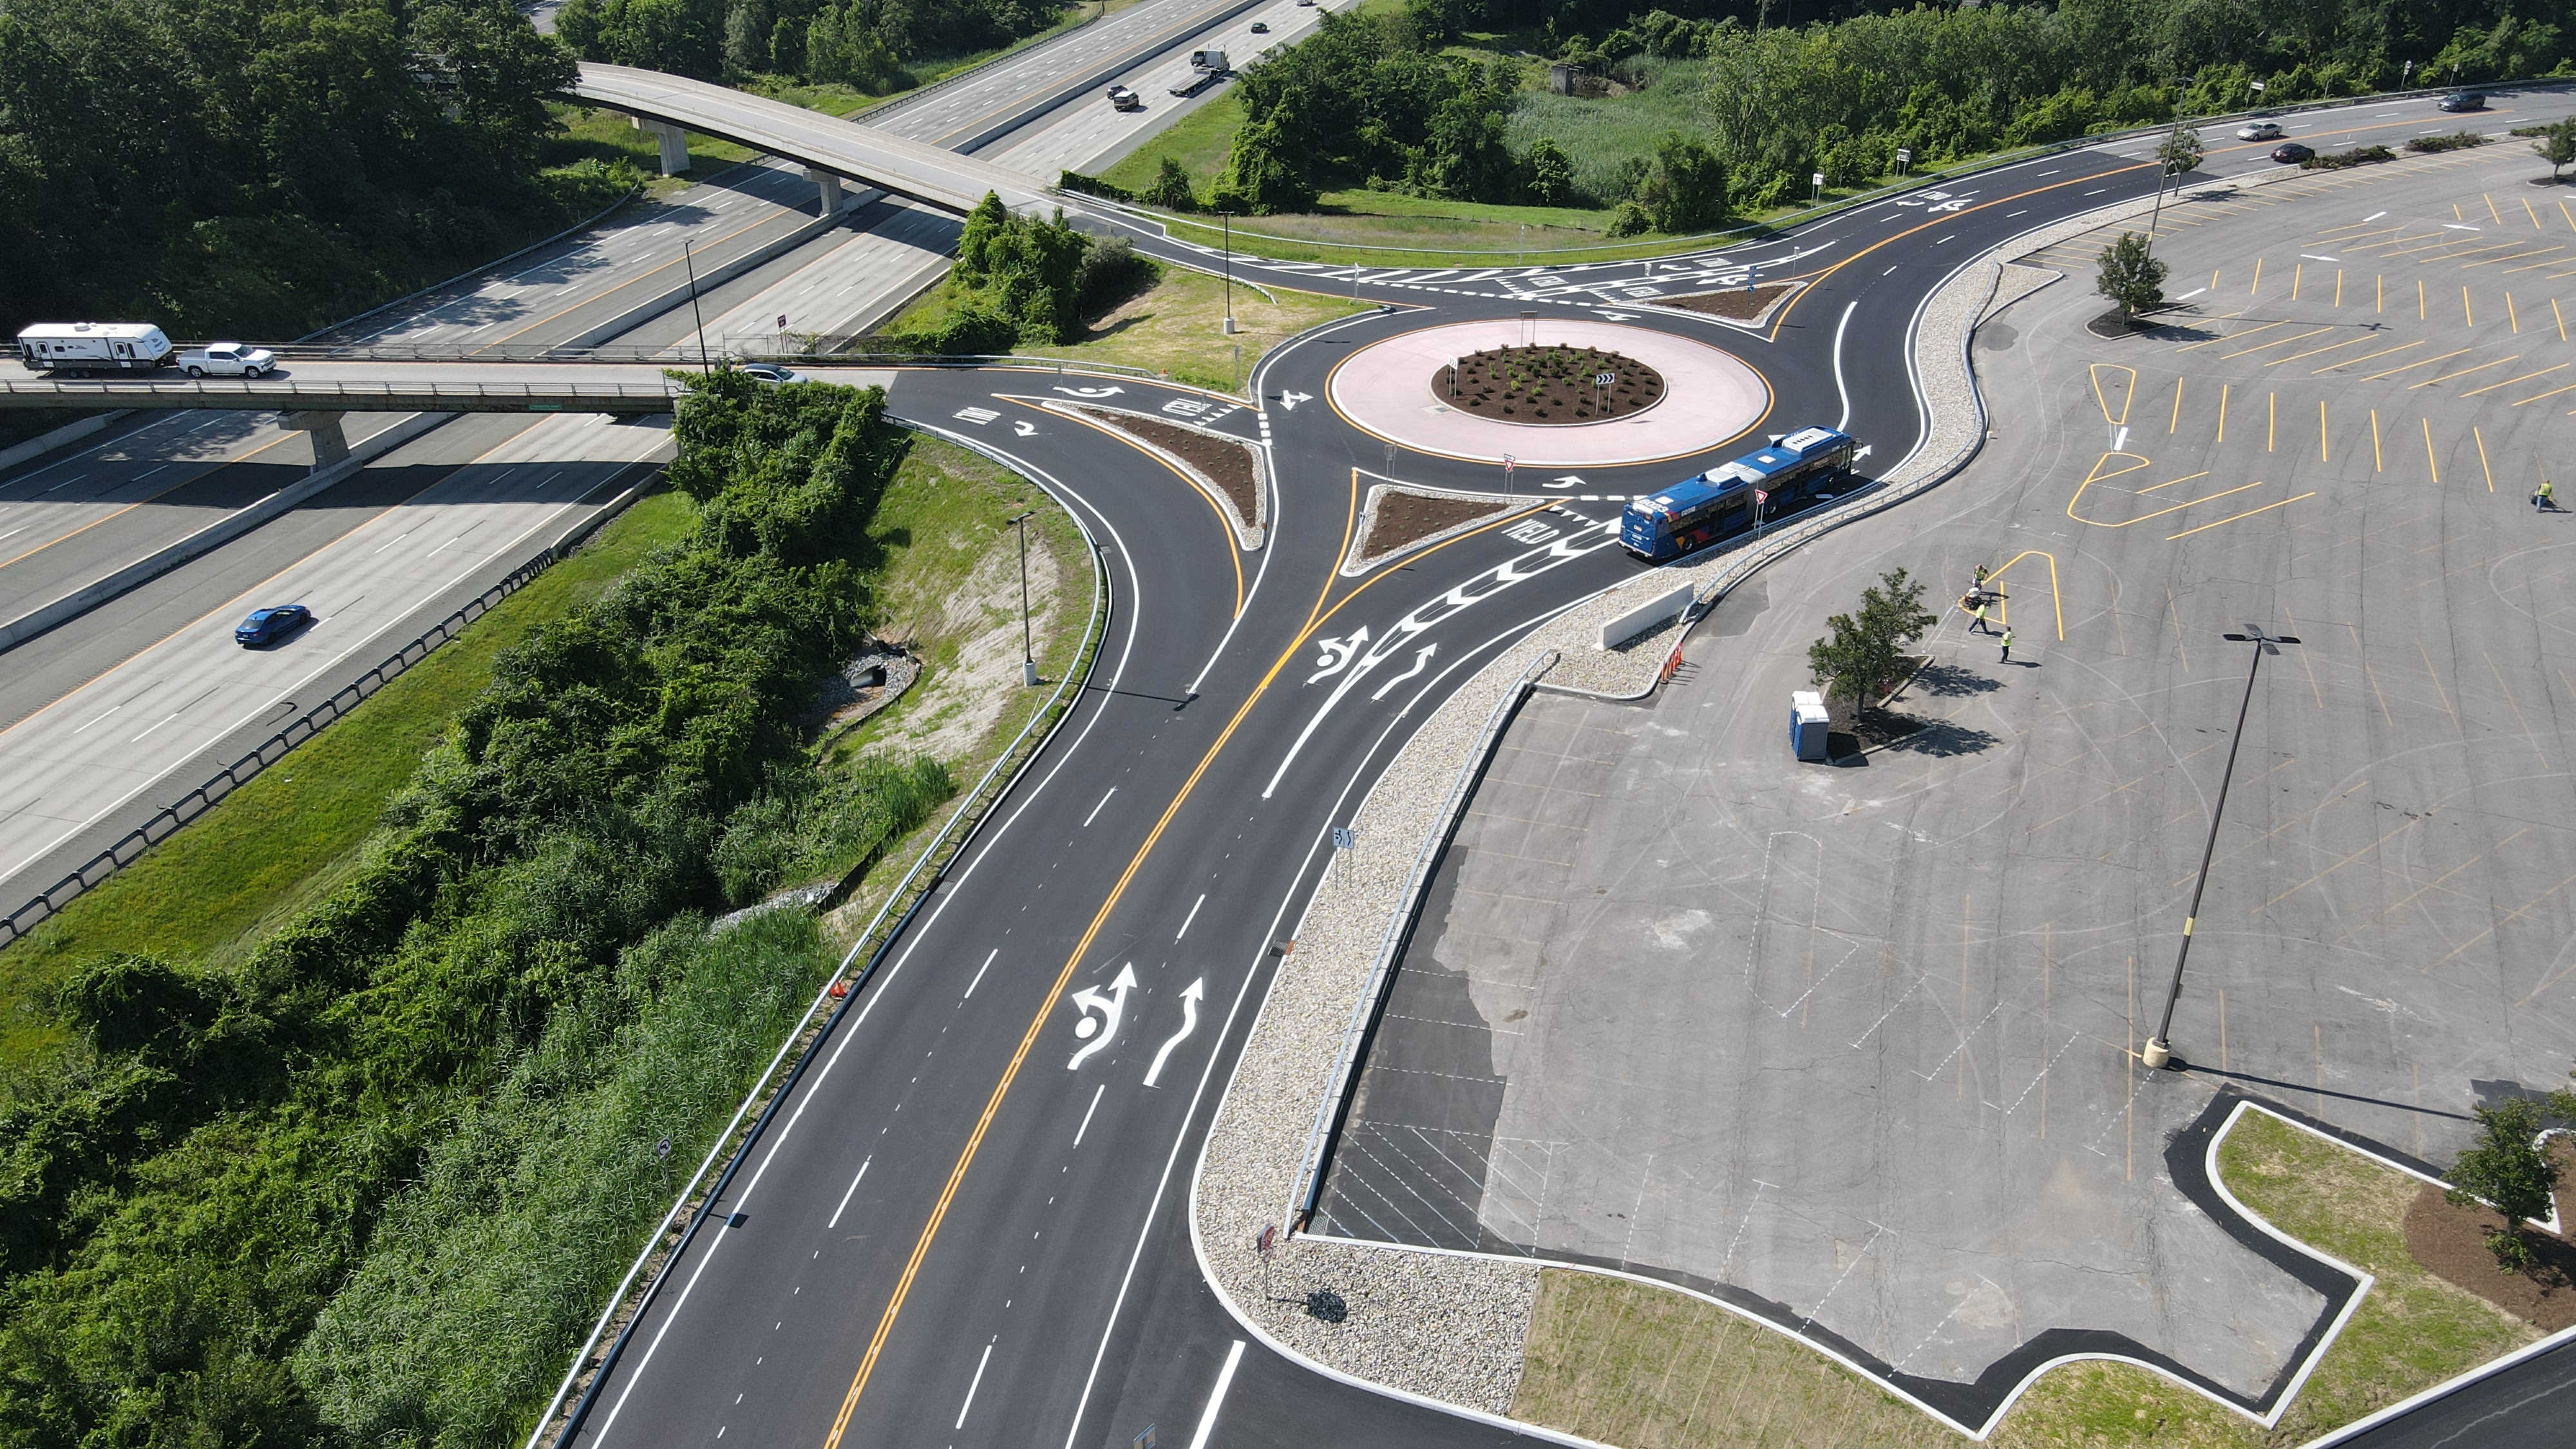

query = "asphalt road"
[[556, 80, 2576, 1449]]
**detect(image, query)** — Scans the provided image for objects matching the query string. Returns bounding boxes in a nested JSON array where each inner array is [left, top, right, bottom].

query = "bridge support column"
[[631, 117, 690, 175], [806, 167, 844, 216], [285, 412, 349, 468]]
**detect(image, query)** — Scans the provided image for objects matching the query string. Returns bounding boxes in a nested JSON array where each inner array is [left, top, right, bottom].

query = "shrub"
[[2405, 131, 2492, 153], [2300, 144, 2396, 170]]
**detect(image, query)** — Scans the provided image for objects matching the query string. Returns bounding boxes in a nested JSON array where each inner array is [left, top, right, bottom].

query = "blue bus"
[[1620, 426, 1861, 562]]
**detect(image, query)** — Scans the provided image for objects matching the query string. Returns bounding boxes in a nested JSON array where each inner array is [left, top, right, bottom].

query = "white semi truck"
[[15, 322, 175, 374]]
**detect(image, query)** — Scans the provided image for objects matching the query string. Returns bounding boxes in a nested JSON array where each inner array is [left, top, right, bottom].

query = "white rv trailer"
[[15, 322, 175, 373]]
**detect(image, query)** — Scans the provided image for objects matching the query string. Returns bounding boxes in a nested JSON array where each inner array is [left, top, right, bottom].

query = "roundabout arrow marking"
[[1067, 963, 1139, 1070]]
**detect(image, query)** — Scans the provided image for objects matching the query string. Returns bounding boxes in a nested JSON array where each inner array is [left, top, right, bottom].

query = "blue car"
[[234, 604, 311, 646]]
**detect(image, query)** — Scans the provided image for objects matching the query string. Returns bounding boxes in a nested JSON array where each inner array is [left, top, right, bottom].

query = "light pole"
[[681, 238, 712, 374], [2142, 75, 2198, 267], [2143, 624, 2299, 1070], [1007, 511, 1037, 687], [1219, 211, 1236, 335]]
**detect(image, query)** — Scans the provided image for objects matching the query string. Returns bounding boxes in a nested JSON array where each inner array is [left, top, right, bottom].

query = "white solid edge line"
[[591, 428, 1141, 1446], [826, 1157, 871, 1231], [1185, 1340, 1247, 1449], [954, 1341, 994, 1429]]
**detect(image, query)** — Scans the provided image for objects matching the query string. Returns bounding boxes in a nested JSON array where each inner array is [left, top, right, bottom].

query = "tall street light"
[[1007, 511, 1037, 687], [681, 238, 712, 374], [2142, 75, 2199, 270], [1219, 211, 1236, 336], [2143, 623, 2300, 1070]]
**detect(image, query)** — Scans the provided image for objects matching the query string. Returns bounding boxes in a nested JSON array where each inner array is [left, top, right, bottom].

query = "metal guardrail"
[[0, 473, 654, 951], [520, 421, 1112, 1449]]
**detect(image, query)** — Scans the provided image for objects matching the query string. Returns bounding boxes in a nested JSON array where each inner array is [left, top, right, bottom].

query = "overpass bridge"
[[568, 63, 1057, 216]]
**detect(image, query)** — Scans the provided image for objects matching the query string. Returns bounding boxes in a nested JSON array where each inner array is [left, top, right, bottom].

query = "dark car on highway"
[[2438, 91, 2486, 112], [2271, 142, 2315, 164], [234, 604, 311, 647]]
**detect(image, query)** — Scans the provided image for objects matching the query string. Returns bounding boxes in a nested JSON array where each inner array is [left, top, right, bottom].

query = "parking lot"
[[1315, 140, 2576, 1426]]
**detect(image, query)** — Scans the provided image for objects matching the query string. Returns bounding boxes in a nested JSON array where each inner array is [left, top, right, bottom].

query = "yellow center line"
[[2422, 417, 2441, 483], [2474, 424, 2496, 492], [2408, 354, 2515, 388], [817, 484, 1546, 1443], [2462, 362, 2568, 397], [2358, 345, 2467, 381], [2165, 491, 2316, 541]]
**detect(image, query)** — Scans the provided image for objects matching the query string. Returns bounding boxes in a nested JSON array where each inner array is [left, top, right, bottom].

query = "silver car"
[[2237, 120, 2284, 141]]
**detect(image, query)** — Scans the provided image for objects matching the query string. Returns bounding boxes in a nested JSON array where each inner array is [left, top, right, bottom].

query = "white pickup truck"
[[178, 343, 277, 378]]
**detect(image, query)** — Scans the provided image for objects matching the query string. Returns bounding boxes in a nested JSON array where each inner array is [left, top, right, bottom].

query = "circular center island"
[[1438, 345, 1664, 424]]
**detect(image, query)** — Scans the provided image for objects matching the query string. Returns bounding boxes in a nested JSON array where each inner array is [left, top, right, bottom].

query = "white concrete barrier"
[[1596, 580, 1696, 650]]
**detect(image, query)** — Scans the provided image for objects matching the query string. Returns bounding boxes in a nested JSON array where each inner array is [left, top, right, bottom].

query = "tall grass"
[[1504, 57, 1715, 205]]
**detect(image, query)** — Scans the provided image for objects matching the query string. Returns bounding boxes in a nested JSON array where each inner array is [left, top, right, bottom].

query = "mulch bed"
[[2403, 1141, 2576, 1331], [1438, 345, 1662, 424], [1652, 283, 1793, 319], [1080, 407, 1258, 526], [1363, 489, 1508, 560]]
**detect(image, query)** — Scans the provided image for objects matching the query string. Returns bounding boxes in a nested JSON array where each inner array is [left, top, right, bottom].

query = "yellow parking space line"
[[2165, 491, 2315, 541], [2292, 261, 2304, 299], [2251, 257, 2264, 294], [2319, 400, 2329, 462], [2508, 292, 2521, 332], [2562, 198, 2576, 232], [2418, 278, 2427, 319], [2076, 474, 2267, 527], [2513, 381, 2576, 405], [2422, 418, 2441, 484], [2222, 325, 2332, 359], [2320, 338, 2423, 373], [2409, 354, 2515, 388], [2217, 383, 2230, 441], [2360, 346, 2468, 381], [2315, 222, 2399, 243], [2169, 377, 2184, 433], [2336, 269, 2345, 307], [2371, 409, 2384, 471], [2465, 245, 2562, 268], [2475, 425, 2495, 492], [2501, 253, 2570, 273], [2559, 298, 2570, 341], [2141, 469, 2211, 495], [2528, 196, 2546, 229], [2434, 866, 2576, 977], [2268, 334, 2376, 366], [2464, 286, 2475, 327], [2377, 272, 2385, 312], [2486, 193, 2504, 225], [2463, 362, 2566, 397], [2179, 319, 2283, 352], [2269, 391, 2278, 451]]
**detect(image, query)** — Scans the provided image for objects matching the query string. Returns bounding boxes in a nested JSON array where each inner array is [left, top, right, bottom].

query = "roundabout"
[[1323, 316, 1770, 467]]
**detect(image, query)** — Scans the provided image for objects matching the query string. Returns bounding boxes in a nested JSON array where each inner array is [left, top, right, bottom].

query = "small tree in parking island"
[[1807, 567, 1937, 717], [2536, 117, 2576, 181], [2096, 232, 2169, 317], [2445, 1095, 2562, 1273]]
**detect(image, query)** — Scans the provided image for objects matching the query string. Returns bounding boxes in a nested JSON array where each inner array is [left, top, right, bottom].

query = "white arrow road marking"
[[1305, 625, 1368, 684], [1370, 643, 1436, 701], [1014, 420, 1038, 437], [1067, 963, 1139, 1070], [1546, 474, 1584, 489], [1052, 384, 1123, 397], [1856, 444, 1874, 462], [1278, 390, 1313, 410], [1262, 520, 1620, 797], [1142, 978, 1206, 1088]]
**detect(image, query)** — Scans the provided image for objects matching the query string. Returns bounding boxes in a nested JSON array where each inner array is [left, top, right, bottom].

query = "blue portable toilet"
[[1790, 690, 1830, 761]]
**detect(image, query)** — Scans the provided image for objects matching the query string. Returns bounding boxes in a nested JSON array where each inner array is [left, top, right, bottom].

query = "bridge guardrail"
[[0, 379, 682, 404], [0, 467, 658, 952]]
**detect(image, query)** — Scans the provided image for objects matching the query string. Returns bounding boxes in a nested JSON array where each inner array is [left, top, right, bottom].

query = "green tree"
[[2536, 117, 2576, 180], [2445, 1096, 2562, 1273], [1146, 156, 1200, 213], [1211, 116, 1319, 215], [1806, 567, 1937, 715], [2157, 124, 2205, 176], [1638, 133, 1728, 233], [722, 0, 772, 75], [2095, 231, 2168, 317], [1526, 138, 1575, 205]]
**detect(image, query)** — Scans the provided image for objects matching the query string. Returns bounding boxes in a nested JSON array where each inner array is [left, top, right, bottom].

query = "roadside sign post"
[[1502, 453, 1516, 495], [1811, 171, 1824, 204], [1895, 146, 1913, 176], [1007, 511, 1037, 686], [1596, 370, 1614, 413], [1256, 1223, 1277, 1303]]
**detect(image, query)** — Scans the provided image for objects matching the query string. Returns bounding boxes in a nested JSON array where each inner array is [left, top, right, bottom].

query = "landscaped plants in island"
[[1441, 345, 1662, 423]]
